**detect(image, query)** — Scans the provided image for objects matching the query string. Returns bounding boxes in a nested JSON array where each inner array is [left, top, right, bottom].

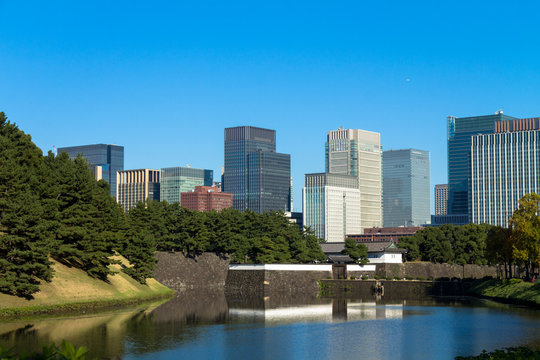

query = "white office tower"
[[303, 173, 361, 242], [325, 128, 382, 231]]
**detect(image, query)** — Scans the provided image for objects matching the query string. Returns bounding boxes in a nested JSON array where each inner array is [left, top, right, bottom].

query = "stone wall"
[[320, 279, 468, 299], [376, 262, 497, 279], [153, 252, 230, 291], [225, 268, 332, 298]]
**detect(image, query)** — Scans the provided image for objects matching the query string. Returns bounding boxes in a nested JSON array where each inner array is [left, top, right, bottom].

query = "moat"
[[1, 290, 539, 360]]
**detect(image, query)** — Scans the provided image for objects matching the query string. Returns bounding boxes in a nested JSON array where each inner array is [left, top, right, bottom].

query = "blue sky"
[[2, 1, 540, 212]]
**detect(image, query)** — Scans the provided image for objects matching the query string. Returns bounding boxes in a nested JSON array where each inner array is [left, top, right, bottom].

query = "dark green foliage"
[[455, 346, 540, 360], [42, 152, 123, 280], [398, 223, 491, 265], [0, 340, 92, 360], [0, 113, 53, 298], [127, 204, 327, 264], [341, 238, 369, 265]]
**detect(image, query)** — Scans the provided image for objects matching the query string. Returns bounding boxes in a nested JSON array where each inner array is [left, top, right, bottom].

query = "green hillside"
[[0, 256, 173, 317]]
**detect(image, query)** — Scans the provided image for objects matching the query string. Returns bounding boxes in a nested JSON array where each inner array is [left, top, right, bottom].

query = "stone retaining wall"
[[376, 262, 497, 279], [153, 252, 230, 291]]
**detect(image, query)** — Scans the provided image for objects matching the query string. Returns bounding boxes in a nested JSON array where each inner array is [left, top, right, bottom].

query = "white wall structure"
[[366, 252, 403, 264], [303, 173, 362, 242], [326, 128, 382, 231], [229, 264, 376, 272], [471, 130, 540, 226]]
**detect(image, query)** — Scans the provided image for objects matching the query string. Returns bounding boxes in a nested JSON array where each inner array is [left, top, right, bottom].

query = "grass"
[[467, 279, 540, 307], [0, 256, 174, 318]]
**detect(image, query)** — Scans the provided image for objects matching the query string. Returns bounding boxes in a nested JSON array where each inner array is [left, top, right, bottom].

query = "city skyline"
[[3, 2, 540, 211]]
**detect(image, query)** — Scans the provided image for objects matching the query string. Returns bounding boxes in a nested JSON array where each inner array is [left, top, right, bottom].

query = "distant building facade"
[[116, 169, 160, 212], [447, 112, 517, 218], [382, 149, 430, 227], [430, 214, 469, 226], [470, 119, 540, 226], [160, 166, 213, 205], [346, 226, 423, 243], [223, 126, 291, 213], [325, 128, 382, 230], [58, 144, 124, 198], [181, 186, 233, 212], [303, 173, 361, 242], [434, 184, 449, 216]]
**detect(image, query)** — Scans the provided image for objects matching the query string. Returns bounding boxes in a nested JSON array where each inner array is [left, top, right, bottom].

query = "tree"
[[0, 112, 53, 297], [342, 238, 369, 265], [509, 193, 540, 279]]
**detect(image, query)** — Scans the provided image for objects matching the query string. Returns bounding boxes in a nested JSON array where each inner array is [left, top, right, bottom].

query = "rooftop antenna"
[[495, 108, 503, 115]]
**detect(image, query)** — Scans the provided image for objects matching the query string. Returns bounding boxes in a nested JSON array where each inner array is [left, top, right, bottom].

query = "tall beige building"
[[325, 128, 382, 231], [116, 169, 160, 212]]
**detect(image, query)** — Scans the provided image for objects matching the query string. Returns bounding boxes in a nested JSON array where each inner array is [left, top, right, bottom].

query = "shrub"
[[394, 276, 402, 280], [416, 276, 425, 281], [405, 276, 414, 280], [505, 278, 523, 285], [350, 275, 356, 280], [361, 275, 369, 280], [385, 276, 393, 281], [374, 275, 381, 280], [427, 276, 433, 281]]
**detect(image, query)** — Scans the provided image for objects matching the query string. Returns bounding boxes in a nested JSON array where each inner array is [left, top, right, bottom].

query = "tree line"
[[398, 194, 540, 279], [0, 112, 325, 298]]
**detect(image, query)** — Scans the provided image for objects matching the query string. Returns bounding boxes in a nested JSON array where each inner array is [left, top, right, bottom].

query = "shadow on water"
[[1, 289, 539, 359]]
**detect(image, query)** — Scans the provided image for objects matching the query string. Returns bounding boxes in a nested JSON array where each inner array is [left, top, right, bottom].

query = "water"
[[0, 291, 539, 359]]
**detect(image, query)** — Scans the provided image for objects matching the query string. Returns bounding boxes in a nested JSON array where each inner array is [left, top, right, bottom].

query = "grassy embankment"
[[0, 256, 174, 318], [467, 279, 540, 307]]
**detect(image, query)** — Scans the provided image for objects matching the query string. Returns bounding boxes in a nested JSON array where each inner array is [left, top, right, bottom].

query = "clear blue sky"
[[2, 1, 540, 212]]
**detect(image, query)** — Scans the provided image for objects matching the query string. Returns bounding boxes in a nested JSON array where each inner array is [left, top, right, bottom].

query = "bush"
[[504, 278, 523, 285], [385, 276, 393, 281], [394, 276, 402, 280], [405, 276, 414, 280], [361, 275, 369, 280], [374, 275, 381, 280], [427, 276, 433, 281], [416, 276, 425, 281], [350, 275, 356, 280]]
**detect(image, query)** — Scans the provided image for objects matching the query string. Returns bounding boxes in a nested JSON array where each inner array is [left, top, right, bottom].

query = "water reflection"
[[0, 291, 539, 359]]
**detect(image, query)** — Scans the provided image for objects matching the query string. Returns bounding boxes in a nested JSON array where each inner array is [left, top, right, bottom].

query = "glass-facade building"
[[58, 144, 124, 198], [447, 113, 517, 218], [325, 128, 382, 230], [224, 126, 291, 213], [303, 173, 361, 242], [382, 149, 430, 227], [471, 129, 540, 226], [160, 167, 213, 205]]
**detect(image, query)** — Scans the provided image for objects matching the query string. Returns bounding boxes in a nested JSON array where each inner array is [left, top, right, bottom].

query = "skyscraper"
[[382, 149, 430, 227], [434, 184, 449, 216], [470, 118, 540, 226], [160, 166, 213, 204], [325, 128, 382, 230], [223, 126, 291, 213], [303, 173, 361, 242], [58, 144, 124, 198], [447, 112, 517, 218], [116, 169, 160, 212]]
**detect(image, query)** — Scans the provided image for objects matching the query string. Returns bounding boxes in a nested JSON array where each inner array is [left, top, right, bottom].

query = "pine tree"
[[0, 113, 53, 297]]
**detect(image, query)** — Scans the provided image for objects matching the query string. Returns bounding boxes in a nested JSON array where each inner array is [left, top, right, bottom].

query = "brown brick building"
[[346, 226, 423, 243], [181, 186, 233, 212]]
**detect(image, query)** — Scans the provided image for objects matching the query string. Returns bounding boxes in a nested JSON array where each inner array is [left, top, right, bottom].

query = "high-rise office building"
[[447, 112, 517, 218], [181, 186, 233, 212], [116, 169, 160, 212], [58, 144, 124, 198], [434, 184, 449, 216], [303, 173, 361, 242], [325, 128, 382, 230], [160, 166, 213, 204], [470, 118, 540, 226], [382, 149, 430, 227], [223, 126, 291, 213]]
